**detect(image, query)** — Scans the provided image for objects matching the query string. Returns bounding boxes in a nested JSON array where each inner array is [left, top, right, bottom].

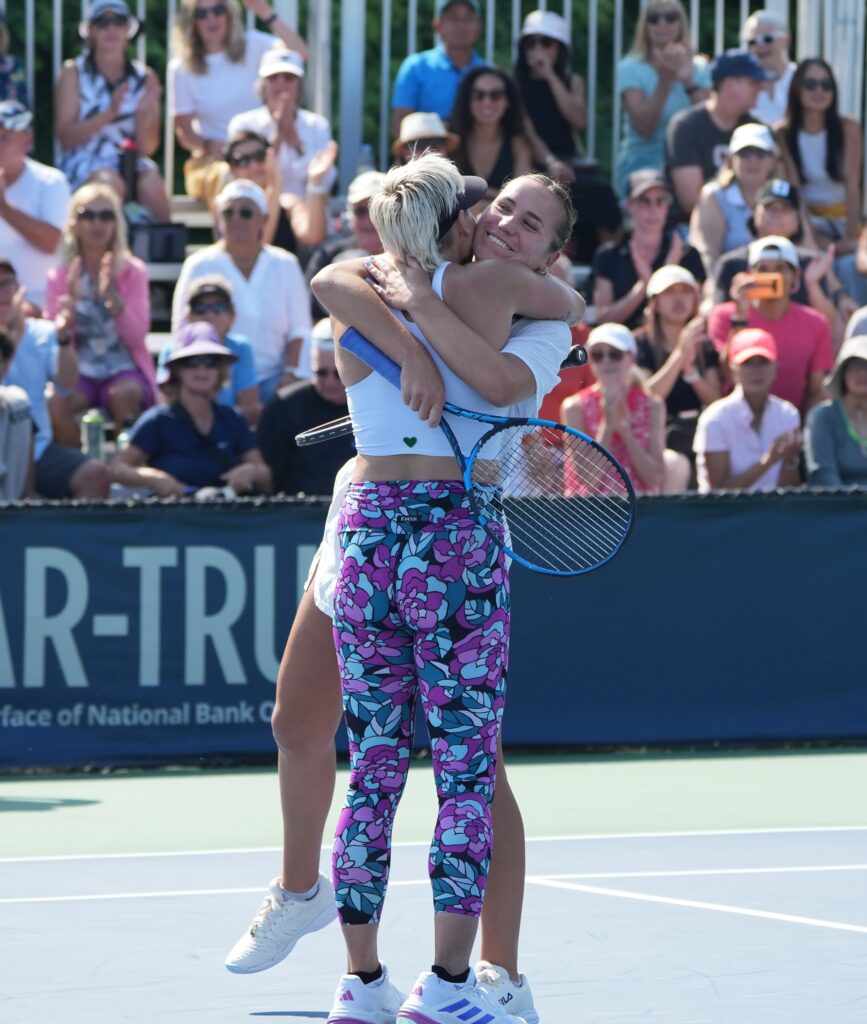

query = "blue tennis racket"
[[336, 327, 635, 577]]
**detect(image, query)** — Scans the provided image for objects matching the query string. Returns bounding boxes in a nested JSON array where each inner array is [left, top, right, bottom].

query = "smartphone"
[[747, 272, 785, 300]]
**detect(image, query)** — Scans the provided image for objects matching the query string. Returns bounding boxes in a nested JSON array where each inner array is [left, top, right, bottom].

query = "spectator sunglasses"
[[222, 204, 258, 219], [313, 367, 341, 379], [802, 76, 834, 92], [178, 355, 222, 369], [646, 10, 680, 24], [91, 14, 129, 29], [191, 300, 232, 315], [194, 3, 228, 19], [523, 35, 558, 48], [589, 346, 626, 363], [746, 33, 786, 47], [228, 147, 268, 169], [471, 87, 507, 102], [77, 207, 116, 222]]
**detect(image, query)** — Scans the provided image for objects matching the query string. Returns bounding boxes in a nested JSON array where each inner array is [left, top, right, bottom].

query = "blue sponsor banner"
[[1, 491, 866, 768]]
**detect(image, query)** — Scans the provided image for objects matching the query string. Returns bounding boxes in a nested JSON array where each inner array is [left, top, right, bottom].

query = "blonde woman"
[[45, 182, 155, 444], [690, 122, 779, 275], [615, 0, 710, 195], [169, 0, 308, 199], [55, 0, 169, 220]]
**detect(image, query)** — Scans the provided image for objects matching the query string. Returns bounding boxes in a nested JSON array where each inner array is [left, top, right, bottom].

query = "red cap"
[[729, 328, 777, 364]]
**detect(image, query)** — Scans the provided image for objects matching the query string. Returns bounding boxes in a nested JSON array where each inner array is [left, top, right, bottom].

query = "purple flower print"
[[353, 735, 408, 795], [332, 833, 374, 887], [436, 795, 492, 862], [396, 557, 449, 631]]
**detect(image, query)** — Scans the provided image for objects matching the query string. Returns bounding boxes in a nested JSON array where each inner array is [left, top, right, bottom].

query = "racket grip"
[[340, 327, 403, 389]]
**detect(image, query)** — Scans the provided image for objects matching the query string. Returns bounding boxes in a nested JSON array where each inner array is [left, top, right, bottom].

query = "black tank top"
[[521, 75, 577, 158], [455, 137, 515, 190]]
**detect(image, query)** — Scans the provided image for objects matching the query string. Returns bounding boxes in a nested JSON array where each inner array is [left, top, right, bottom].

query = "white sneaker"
[[475, 961, 540, 1024], [327, 965, 405, 1023], [224, 874, 336, 973], [397, 970, 527, 1024]]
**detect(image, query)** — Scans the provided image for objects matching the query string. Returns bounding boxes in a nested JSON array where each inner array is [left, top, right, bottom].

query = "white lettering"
[[123, 547, 179, 686], [0, 704, 52, 727], [0, 590, 15, 687], [185, 548, 246, 685], [23, 549, 88, 688], [195, 701, 255, 724]]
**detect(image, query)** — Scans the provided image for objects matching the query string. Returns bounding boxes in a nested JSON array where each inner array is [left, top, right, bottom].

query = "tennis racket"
[[334, 327, 634, 577], [295, 342, 588, 449]]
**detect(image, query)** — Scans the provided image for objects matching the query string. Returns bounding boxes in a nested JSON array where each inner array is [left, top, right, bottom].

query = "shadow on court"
[[0, 796, 100, 813]]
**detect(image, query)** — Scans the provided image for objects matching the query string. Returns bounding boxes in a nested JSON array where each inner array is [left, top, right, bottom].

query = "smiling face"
[[589, 344, 633, 388], [743, 17, 789, 72], [174, 355, 225, 398], [798, 61, 835, 115], [227, 139, 269, 188], [87, 9, 130, 53], [191, 0, 229, 53], [73, 198, 118, 253], [644, 2, 684, 47], [473, 178, 564, 271], [469, 72, 509, 127]]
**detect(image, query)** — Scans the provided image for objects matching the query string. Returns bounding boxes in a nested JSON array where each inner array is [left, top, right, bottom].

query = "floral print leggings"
[[331, 480, 510, 926]]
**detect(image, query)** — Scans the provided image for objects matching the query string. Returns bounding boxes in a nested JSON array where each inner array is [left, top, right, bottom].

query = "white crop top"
[[346, 262, 512, 457]]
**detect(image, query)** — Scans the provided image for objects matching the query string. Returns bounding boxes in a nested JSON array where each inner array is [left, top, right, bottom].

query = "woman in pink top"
[[561, 321, 665, 494], [46, 182, 155, 446]]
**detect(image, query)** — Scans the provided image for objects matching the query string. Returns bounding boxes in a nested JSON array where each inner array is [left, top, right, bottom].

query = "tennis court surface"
[[2, 749, 866, 1023]]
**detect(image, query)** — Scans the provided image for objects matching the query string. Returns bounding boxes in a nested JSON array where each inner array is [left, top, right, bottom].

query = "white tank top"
[[346, 262, 510, 457], [797, 129, 846, 208]]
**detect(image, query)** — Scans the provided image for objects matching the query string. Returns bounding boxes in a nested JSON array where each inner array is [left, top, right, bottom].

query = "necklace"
[[840, 401, 867, 458]]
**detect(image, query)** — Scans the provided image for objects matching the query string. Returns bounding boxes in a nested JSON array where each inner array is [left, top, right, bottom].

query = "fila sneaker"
[[475, 961, 540, 1024]]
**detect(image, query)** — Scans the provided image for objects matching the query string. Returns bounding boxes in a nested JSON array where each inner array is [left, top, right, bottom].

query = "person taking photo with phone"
[[707, 235, 833, 416]]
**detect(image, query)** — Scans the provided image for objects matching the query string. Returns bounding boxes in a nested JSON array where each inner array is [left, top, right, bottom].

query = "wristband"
[[262, 11, 278, 25], [543, 153, 557, 168]]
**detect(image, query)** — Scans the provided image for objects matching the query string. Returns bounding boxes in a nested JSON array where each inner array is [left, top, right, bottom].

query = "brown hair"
[[172, 0, 247, 74]]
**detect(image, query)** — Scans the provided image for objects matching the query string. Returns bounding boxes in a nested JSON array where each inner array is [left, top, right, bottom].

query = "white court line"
[[1, 824, 866, 864], [2, 864, 865, 907], [534, 864, 867, 881], [527, 877, 867, 935]]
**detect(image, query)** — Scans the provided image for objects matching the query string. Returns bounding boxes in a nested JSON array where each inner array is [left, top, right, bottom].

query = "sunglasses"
[[91, 13, 129, 29], [646, 10, 680, 24], [524, 35, 558, 48], [228, 148, 268, 169], [746, 33, 784, 47], [191, 301, 231, 315], [77, 208, 116, 222], [590, 347, 626, 362], [223, 205, 257, 219], [635, 194, 671, 207], [178, 355, 221, 369], [802, 77, 834, 92], [194, 3, 227, 19], [471, 87, 507, 102], [734, 146, 773, 159], [313, 367, 341, 380]]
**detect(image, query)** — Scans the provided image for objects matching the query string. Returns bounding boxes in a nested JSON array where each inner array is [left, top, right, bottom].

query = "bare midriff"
[[352, 454, 463, 483]]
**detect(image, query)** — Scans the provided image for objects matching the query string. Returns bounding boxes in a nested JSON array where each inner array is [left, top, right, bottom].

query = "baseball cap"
[[188, 275, 233, 306], [646, 265, 700, 298], [0, 100, 33, 132], [729, 122, 776, 154], [311, 318, 335, 352], [755, 178, 800, 209], [519, 10, 571, 47], [826, 335, 867, 399], [436, 173, 489, 240], [586, 323, 637, 356], [747, 235, 799, 268], [347, 170, 386, 207], [80, 0, 139, 38], [711, 48, 773, 85], [728, 328, 777, 364], [216, 179, 268, 215], [435, 0, 480, 15], [627, 169, 671, 200], [392, 112, 459, 155], [259, 47, 305, 80]]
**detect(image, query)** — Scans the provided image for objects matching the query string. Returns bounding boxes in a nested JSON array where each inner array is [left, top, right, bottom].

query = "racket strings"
[[472, 426, 633, 572]]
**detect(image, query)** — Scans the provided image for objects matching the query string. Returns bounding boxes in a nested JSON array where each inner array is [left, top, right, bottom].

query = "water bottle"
[[118, 138, 138, 203], [115, 428, 131, 452], [356, 144, 376, 175], [81, 408, 106, 461]]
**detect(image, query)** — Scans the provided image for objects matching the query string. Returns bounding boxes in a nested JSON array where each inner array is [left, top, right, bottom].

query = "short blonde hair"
[[172, 0, 247, 74], [629, 0, 691, 61], [368, 154, 463, 274], [60, 183, 130, 273]]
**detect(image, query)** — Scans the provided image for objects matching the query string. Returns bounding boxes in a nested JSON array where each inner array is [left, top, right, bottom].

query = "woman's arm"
[[593, 274, 647, 326], [242, 0, 310, 60], [689, 186, 726, 277], [115, 261, 150, 352], [618, 393, 665, 491], [173, 113, 222, 157], [223, 447, 273, 493], [111, 444, 186, 497], [134, 68, 163, 156], [804, 405, 843, 487], [842, 117, 864, 247], [546, 72, 586, 133], [621, 73, 677, 140], [704, 431, 798, 490]]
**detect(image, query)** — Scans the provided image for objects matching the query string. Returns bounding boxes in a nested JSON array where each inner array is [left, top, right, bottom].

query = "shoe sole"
[[224, 904, 336, 973]]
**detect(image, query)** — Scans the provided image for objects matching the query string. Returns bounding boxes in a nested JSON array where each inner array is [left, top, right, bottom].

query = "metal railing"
[[15, 0, 867, 201]]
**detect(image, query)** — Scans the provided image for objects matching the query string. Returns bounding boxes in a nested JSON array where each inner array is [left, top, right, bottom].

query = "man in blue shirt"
[[390, 0, 486, 136]]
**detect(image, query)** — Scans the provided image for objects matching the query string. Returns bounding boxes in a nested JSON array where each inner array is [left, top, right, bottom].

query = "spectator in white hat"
[[169, 0, 308, 199], [55, 0, 170, 221], [391, 112, 459, 164], [227, 45, 336, 200], [635, 265, 721, 478], [707, 234, 834, 415], [689, 122, 779, 276], [561, 322, 666, 493], [740, 9, 796, 125], [390, 0, 485, 136], [172, 178, 312, 402]]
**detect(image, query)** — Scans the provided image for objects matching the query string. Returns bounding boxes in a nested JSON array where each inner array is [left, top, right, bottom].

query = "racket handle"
[[340, 327, 403, 389]]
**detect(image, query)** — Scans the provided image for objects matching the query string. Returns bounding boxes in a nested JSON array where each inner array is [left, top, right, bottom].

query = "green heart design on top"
[[403, 437, 417, 448]]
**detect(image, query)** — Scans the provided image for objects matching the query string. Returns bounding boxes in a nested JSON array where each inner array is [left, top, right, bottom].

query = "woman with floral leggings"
[[317, 155, 579, 1024]]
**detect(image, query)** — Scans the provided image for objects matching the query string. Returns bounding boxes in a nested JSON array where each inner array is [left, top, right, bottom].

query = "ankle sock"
[[351, 964, 384, 985], [432, 965, 471, 985], [280, 880, 320, 902]]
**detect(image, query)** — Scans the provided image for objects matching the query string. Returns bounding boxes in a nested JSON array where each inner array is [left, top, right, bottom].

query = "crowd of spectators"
[[1, 0, 867, 503]]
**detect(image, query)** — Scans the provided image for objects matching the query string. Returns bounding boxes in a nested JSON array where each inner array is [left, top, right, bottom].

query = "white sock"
[[280, 880, 320, 902]]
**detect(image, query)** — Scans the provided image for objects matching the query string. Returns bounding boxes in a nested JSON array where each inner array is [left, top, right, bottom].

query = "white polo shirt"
[[171, 243, 312, 382], [693, 385, 800, 493]]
